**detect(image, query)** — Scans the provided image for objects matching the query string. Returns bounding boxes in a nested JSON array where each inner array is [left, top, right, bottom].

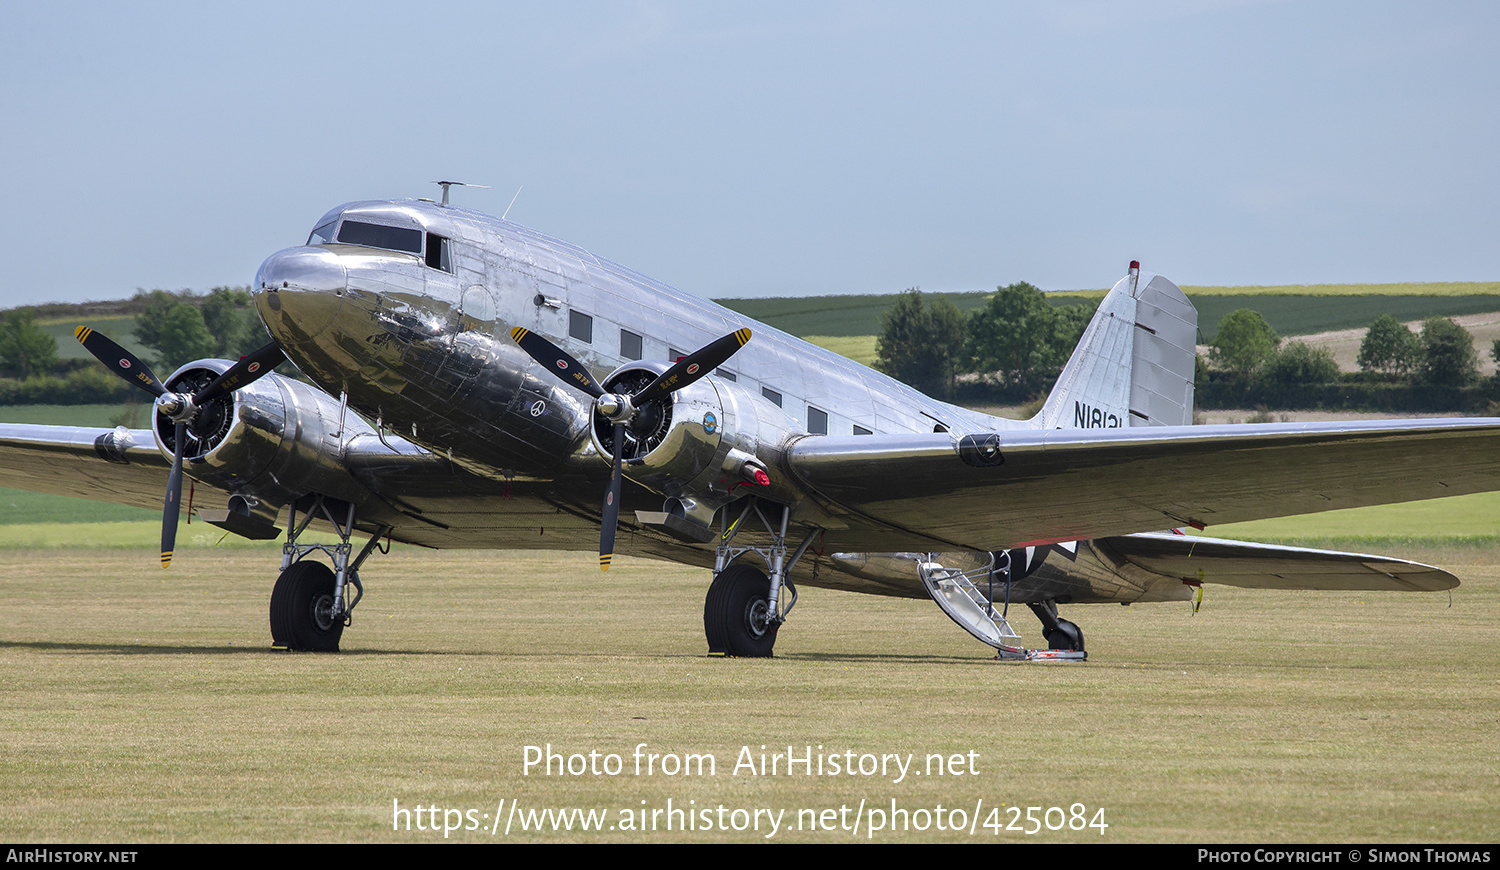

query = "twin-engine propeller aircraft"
[[4, 191, 1496, 660]]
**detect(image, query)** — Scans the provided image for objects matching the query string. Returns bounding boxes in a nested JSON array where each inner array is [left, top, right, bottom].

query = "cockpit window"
[[336, 220, 423, 254], [307, 220, 338, 246]]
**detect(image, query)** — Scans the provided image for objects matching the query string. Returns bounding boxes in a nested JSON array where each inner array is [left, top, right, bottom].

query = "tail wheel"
[[1044, 618, 1085, 652], [269, 561, 344, 652], [704, 563, 778, 657]]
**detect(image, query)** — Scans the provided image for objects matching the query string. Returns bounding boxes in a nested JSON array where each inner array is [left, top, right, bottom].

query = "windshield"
[[335, 220, 422, 254]]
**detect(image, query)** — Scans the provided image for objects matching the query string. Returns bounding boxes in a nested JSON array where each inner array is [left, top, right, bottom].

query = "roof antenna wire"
[[503, 185, 524, 221]]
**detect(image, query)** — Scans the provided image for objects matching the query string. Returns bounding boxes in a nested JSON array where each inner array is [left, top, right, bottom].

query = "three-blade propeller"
[[75, 327, 286, 567], [510, 326, 751, 570]]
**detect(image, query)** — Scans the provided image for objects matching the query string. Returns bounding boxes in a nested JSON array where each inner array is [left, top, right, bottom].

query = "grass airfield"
[[3, 534, 1498, 842]]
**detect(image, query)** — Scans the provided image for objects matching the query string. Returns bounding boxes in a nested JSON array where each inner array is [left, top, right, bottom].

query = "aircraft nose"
[[253, 247, 348, 343]]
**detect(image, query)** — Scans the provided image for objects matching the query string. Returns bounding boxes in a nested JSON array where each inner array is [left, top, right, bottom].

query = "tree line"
[[0, 287, 264, 405], [876, 284, 1498, 412], [875, 283, 1097, 400], [1206, 308, 1481, 386]]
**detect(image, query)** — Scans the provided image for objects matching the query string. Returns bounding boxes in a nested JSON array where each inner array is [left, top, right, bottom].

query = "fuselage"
[[253, 199, 1018, 484]]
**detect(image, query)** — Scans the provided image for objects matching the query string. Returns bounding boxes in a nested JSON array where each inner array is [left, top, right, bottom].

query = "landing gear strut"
[[704, 499, 819, 657], [269, 495, 389, 652]]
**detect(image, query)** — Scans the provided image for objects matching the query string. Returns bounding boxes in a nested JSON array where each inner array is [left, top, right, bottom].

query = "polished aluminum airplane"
[[5, 190, 1497, 659]]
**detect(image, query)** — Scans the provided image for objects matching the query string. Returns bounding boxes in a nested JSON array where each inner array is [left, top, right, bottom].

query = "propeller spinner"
[[75, 327, 286, 567], [510, 326, 751, 570]]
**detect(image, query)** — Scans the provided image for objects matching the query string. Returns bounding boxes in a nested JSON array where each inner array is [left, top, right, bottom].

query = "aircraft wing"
[[1101, 533, 1458, 592], [787, 418, 1500, 552], [0, 424, 184, 511]]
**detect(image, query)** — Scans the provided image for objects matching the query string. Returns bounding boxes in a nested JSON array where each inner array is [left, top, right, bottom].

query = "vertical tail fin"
[[1034, 263, 1197, 429]]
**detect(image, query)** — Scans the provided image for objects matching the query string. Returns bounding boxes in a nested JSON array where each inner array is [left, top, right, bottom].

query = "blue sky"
[[2, 1, 1496, 307]]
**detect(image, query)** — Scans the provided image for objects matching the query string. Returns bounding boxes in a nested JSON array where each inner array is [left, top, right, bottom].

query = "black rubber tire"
[[1044, 618, 1085, 652], [269, 561, 344, 652], [703, 564, 778, 657]]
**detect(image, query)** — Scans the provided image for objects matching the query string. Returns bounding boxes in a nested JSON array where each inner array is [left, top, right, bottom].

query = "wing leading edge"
[[787, 417, 1500, 553]]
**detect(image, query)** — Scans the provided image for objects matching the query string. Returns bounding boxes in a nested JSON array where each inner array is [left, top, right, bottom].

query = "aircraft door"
[[457, 284, 497, 335]]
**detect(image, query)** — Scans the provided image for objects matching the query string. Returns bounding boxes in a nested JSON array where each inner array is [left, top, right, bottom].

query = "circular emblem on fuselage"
[[703, 411, 717, 434], [530, 400, 545, 417]]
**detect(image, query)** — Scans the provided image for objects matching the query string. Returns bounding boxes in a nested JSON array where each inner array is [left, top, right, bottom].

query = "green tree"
[[1209, 309, 1280, 377], [1262, 340, 1340, 387], [1417, 316, 1477, 387], [964, 282, 1060, 389], [0, 307, 59, 378], [200, 285, 258, 357], [875, 289, 967, 398], [1357, 314, 1418, 377], [1050, 300, 1097, 368], [135, 290, 216, 371]]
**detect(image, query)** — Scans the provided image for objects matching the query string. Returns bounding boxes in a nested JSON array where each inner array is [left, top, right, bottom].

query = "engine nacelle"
[[154, 359, 372, 518], [590, 362, 801, 529]]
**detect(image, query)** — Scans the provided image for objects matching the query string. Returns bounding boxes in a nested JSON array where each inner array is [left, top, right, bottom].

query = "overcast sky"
[[2, 1, 1496, 308]]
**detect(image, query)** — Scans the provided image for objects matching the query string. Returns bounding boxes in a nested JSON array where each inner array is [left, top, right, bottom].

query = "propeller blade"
[[599, 424, 625, 572], [509, 327, 605, 399], [161, 421, 185, 569], [195, 341, 286, 403], [632, 328, 751, 405], [74, 326, 166, 398]]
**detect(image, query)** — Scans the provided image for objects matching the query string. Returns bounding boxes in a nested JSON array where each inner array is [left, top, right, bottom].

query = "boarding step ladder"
[[917, 555, 1086, 662], [917, 555, 1021, 649]]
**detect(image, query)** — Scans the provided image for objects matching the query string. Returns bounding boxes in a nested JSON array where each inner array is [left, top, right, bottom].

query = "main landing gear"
[[269, 495, 390, 652], [703, 500, 820, 658]]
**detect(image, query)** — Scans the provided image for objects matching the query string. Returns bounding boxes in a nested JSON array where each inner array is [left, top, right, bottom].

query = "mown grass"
[[1190, 295, 1500, 343], [35, 314, 143, 361], [1182, 281, 1500, 297], [803, 335, 879, 366], [1, 545, 1495, 843], [0, 403, 137, 427]]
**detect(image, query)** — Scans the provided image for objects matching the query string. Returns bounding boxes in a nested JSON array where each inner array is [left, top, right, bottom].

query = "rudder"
[[1034, 262, 1197, 429]]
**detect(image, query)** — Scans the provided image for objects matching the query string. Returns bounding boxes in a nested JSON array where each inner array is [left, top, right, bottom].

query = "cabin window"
[[807, 407, 828, 435], [761, 387, 782, 407], [307, 220, 338, 245], [336, 220, 422, 254], [853, 425, 873, 435], [425, 233, 452, 272], [669, 348, 685, 362], [718, 369, 737, 382], [569, 310, 593, 343], [620, 330, 642, 360]]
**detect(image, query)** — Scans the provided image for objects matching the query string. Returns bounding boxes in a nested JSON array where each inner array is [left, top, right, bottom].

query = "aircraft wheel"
[[1044, 618, 1085, 652], [269, 561, 344, 652], [703, 564, 778, 657]]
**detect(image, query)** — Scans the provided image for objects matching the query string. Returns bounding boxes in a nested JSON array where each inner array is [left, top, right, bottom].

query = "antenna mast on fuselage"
[[431, 180, 491, 207]]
